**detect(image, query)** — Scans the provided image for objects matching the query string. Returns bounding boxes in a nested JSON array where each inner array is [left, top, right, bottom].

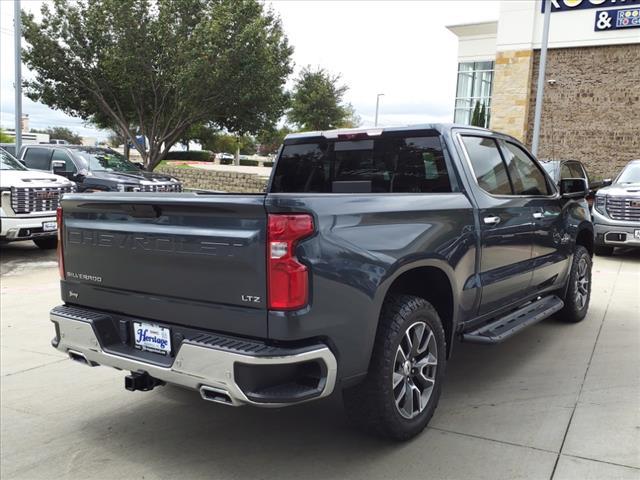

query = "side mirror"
[[560, 178, 588, 199], [51, 160, 66, 175]]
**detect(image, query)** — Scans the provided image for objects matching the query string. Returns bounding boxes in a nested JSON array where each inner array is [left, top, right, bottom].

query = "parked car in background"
[[217, 152, 234, 162], [0, 144, 16, 157], [48, 139, 70, 145], [541, 159, 611, 210], [18, 145, 182, 193], [0, 148, 74, 249], [50, 124, 594, 440], [593, 159, 640, 256]]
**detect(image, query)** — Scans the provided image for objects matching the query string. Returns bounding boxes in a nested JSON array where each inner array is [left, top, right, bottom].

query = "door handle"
[[483, 215, 501, 225], [533, 212, 544, 219]]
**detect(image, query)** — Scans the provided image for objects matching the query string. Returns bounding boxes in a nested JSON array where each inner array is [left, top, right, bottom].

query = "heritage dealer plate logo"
[[133, 322, 172, 355]]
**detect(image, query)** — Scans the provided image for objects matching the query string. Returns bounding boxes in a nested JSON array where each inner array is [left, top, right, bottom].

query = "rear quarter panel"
[[265, 192, 477, 383]]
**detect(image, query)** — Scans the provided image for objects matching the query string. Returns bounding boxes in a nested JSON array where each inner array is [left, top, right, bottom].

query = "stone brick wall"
[[525, 44, 640, 180], [489, 49, 534, 142], [157, 167, 268, 193]]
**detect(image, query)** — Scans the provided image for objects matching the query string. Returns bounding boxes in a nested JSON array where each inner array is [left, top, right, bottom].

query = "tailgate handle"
[[121, 204, 160, 218]]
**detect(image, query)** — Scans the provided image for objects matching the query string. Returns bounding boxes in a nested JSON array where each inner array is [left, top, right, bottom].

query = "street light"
[[14, 0, 22, 155], [531, 0, 552, 157], [374, 93, 384, 127]]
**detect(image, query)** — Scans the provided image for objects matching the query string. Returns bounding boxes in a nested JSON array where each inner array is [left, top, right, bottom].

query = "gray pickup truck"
[[50, 124, 594, 440], [593, 159, 640, 255]]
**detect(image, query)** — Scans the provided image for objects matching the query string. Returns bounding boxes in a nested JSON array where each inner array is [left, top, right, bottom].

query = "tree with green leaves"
[[0, 129, 13, 143], [479, 102, 486, 128], [31, 126, 82, 144], [257, 126, 292, 155], [21, 0, 293, 170], [288, 66, 359, 131], [470, 101, 481, 127]]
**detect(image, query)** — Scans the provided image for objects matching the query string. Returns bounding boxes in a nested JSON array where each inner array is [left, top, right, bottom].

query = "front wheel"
[[33, 237, 58, 250], [343, 294, 446, 440], [558, 245, 592, 323]]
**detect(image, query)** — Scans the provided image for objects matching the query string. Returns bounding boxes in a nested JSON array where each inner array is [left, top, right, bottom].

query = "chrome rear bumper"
[[51, 310, 337, 407]]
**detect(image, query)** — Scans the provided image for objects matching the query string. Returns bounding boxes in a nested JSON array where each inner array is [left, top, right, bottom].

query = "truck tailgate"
[[59, 193, 268, 337]]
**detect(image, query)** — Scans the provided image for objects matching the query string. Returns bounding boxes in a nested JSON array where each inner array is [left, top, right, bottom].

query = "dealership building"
[[448, 0, 639, 179]]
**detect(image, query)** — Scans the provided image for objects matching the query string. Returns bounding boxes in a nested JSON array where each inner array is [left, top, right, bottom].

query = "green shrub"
[[239, 159, 259, 167], [264, 161, 274, 167], [164, 150, 213, 161]]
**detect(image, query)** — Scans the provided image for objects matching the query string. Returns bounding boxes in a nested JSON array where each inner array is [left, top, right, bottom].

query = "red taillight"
[[56, 207, 65, 280], [267, 214, 314, 310]]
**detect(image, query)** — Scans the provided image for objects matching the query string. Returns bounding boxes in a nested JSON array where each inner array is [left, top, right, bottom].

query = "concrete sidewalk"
[[1, 243, 638, 479]]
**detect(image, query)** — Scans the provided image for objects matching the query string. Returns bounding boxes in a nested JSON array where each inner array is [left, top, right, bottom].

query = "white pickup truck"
[[1, 149, 75, 249]]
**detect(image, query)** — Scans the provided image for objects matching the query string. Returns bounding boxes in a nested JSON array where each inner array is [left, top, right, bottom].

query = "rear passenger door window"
[[500, 141, 550, 196], [23, 147, 53, 171], [460, 136, 512, 195]]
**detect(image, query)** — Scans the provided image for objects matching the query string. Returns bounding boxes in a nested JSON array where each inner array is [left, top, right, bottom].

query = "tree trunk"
[[234, 137, 240, 166], [124, 141, 130, 160]]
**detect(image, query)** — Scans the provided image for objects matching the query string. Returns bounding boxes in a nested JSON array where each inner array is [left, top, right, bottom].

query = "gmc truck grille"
[[10, 186, 74, 214], [605, 197, 640, 222]]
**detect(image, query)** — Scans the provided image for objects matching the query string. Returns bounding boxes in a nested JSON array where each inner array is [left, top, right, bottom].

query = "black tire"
[[343, 294, 447, 440], [594, 244, 614, 256], [33, 237, 58, 250], [558, 245, 592, 323]]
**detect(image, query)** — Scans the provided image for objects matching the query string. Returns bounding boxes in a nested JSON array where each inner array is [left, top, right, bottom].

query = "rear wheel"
[[33, 237, 58, 250], [558, 245, 592, 323], [343, 294, 446, 440]]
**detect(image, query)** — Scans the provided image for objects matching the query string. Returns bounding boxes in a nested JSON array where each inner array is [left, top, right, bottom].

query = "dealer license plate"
[[635, 229, 640, 241], [42, 221, 57, 232], [133, 322, 172, 355]]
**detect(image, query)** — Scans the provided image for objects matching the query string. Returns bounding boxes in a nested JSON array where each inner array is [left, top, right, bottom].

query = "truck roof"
[[284, 123, 490, 141]]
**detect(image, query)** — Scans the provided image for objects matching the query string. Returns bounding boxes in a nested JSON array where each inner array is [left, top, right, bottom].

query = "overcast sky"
[[0, 0, 500, 140]]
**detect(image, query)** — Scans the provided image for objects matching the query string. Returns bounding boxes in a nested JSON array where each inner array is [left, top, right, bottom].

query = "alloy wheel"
[[575, 256, 590, 310], [392, 321, 438, 419]]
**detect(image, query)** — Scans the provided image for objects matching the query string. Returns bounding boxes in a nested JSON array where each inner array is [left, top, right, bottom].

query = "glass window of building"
[[454, 61, 494, 128]]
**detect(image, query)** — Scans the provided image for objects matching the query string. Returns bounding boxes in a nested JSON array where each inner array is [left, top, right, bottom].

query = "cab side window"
[[22, 147, 53, 171], [52, 149, 77, 174], [500, 141, 550, 196], [461, 136, 512, 195]]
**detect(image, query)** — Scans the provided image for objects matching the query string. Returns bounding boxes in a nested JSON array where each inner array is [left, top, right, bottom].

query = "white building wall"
[[448, 22, 498, 62], [497, 0, 640, 52]]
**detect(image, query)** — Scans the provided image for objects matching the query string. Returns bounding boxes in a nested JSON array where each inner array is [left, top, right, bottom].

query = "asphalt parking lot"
[[1, 242, 639, 480]]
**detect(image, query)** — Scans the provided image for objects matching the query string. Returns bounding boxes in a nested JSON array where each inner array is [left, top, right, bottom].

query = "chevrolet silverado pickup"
[[50, 124, 594, 440]]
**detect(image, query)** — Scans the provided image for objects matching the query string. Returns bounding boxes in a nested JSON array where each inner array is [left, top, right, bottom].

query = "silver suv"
[[593, 159, 640, 255]]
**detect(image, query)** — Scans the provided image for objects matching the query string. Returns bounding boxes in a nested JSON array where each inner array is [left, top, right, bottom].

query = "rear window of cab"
[[271, 134, 452, 194]]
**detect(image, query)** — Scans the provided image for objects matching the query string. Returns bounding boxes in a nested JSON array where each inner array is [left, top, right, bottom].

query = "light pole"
[[531, 0, 552, 157], [14, 0, 22, 154], [374, 93, 384, 127]]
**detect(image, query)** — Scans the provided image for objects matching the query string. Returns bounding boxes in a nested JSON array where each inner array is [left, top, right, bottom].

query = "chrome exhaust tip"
[[67, 349, 97, 367], [200, 385, 234, 406]]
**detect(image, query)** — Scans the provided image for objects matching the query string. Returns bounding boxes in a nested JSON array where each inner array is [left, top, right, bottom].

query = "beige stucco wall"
[[489, 49, 534, 142]]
